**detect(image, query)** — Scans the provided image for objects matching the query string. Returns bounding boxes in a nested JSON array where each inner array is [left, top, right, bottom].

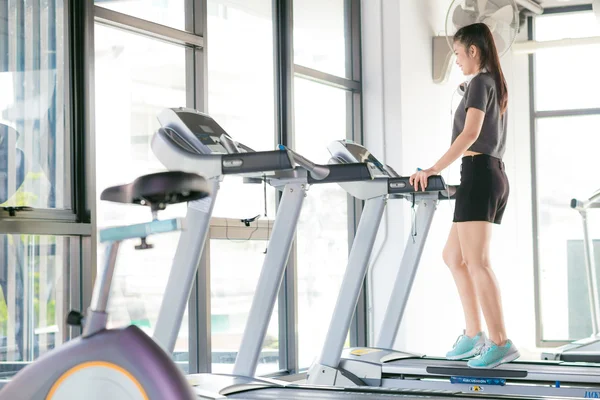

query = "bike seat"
[[101, 171, 210, 210]]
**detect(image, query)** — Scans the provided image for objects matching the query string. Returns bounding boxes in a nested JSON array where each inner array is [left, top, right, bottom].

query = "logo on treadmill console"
[[223, 159, 243, 168], [585, 391, 600, 398], [469, 386, 484, 392]]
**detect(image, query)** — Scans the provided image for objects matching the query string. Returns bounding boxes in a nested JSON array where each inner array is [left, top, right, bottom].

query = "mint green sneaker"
[[446, 331, 487, 360], [467, 339, 520, 368]]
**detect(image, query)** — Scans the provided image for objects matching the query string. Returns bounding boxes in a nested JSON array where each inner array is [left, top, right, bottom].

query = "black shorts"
[[453, 154, 509, 225]]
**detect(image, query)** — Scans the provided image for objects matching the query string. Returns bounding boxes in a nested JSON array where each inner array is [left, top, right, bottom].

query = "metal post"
[[310, 196, 386, 375], [376, 196, 437, 349], [153, 179, 219, 353], [83, 241, 120, 338], [233, 182, 305, 377]]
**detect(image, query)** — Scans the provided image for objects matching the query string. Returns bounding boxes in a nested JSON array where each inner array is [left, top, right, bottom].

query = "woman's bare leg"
[[457, 221, 507, 345], [442, 223, 482, 337]]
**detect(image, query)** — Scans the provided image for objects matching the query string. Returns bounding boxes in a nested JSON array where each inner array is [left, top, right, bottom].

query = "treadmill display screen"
[[177, 111, 230, 153], [343, 143, 387, 177], [197, 132, 217, 146]]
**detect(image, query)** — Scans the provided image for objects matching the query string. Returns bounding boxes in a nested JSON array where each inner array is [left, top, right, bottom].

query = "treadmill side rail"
[[380, 377, 600, 399]]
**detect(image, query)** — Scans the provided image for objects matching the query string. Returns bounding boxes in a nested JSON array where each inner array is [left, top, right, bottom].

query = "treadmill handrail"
[[152, 128, 296, 179], [307, 163, 375, 184], [278, 145, 330, 180], [572, 189, 600, 211]]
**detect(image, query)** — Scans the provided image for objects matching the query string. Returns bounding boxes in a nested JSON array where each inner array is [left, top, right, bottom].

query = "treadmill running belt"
[[228, 387, 506, 400]]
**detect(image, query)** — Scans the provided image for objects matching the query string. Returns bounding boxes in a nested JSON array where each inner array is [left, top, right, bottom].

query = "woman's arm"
[[432, 107, 486, 173], [409, 107, 486, 191]]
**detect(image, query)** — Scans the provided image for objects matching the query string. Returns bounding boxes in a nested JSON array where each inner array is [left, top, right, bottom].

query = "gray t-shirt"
[[451, 72, 507, 159]]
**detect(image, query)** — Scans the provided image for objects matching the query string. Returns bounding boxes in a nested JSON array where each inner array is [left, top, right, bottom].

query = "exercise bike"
[[0, 170, 210, 400]]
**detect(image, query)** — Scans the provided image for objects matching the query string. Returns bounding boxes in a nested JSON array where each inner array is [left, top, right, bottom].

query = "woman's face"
[[454, 41, 480, 76]]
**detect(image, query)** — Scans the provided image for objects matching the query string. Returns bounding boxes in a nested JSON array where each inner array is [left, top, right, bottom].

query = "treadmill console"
[[157, 108, 234, 155], [328, 139, 452, 196], [328, 140, 392, 178]]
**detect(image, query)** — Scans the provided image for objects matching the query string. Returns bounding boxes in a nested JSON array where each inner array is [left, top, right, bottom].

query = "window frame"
[[530, 4, 600, 348], [0, 1, 78, 223], [91, 0, 208, 373], [85, 0, 362, 377], [0, 0, 92, 373], [0, 234, 82, 377], [275, 0, 364, 374]]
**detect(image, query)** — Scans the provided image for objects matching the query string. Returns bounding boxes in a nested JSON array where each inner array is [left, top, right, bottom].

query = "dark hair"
[[454, 23, 508, 115]]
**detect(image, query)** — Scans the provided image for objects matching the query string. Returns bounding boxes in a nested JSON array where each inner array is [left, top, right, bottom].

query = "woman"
[[409, 23, 519, 369]]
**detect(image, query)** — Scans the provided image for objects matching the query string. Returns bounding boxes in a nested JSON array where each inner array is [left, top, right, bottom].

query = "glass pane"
[[94, 24, 189, 363], [0, 235, 70, 375], [535, 115, 600, 341], [95, 23, 187, 221], [534, 12, 600, 111], [207, 2, 278, 375], [101, 231, 191, 370], [207, 0, 277, 218], [535, 11, 600, 41], [210, 239, 279, 375], [294, 77, 350, 368], [293, 0, 349, 78], [95, 0, 186, 31], [1, 1, 70, 209]]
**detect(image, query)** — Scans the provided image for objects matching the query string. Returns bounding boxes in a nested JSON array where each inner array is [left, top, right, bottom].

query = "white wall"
[[361, 0, 540, 359]]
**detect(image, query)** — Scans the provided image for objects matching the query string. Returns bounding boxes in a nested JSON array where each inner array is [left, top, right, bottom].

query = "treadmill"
[[150, 108, 484, 400], [299, 143, 600, 399], [542, 189, 600, 363]]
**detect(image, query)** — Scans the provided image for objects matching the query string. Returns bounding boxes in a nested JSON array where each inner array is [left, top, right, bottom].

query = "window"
[[208, 0, 279, 375], [533, 11, 600, 343], [0, 235, 72, 375], [294, 77, 351, 368], [207, 0, 277, 220], [535, 116, 600, 341], [206, 0, 279, 373], [95, 0, 187, 31], [0, 0, 70, 209], [88, 0, 361, 376], [94, 23, 189, 355], [534, 12, 600, 111], [0, 0, 80, 377], [94, 23, 187, 220], [293, 0, 350, 78], [210, 238, 279, 375]]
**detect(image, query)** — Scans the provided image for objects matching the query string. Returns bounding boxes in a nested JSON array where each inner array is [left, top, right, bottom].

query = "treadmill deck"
[[226, 386, 547, 400], [382, 357, 600, 383]]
